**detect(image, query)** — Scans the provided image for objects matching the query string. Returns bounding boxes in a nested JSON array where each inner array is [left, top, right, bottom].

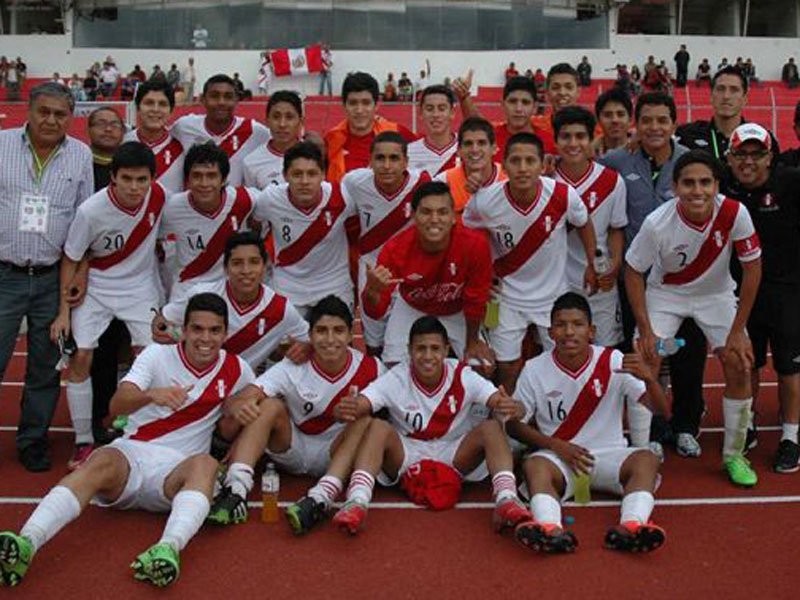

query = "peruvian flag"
[[270, 45, 323, 77]]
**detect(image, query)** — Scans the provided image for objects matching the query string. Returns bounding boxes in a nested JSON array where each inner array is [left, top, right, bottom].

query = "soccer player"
[[593, 87, 633, 156], [342, 131, 431, 353], [253, 141, 358, 315], [330, 316, 530, 536], [362, 180, 494, 367], [171, 74, 270, 186], [324, 71, 416, 184], [51, 142, 165, 470], [625, 150, 762, 486], [160, 142, 256, 304], [463, 132, 597, 392], [508, 292, 669, 554], [435, 117, 506, 214], [529, 64, 582, 151], [124, 80, 185, 192], [0, 294, 254, 588], [208, 296, 382, 534], [243, 90, 304, 189], [407, 84, 458, 175]]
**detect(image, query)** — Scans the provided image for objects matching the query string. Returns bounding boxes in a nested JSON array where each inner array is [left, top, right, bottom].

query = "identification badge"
[[18, 194, 50, 233]]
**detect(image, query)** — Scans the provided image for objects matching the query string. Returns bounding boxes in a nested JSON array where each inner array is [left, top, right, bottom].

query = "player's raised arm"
[[452, 68, 478, 119]]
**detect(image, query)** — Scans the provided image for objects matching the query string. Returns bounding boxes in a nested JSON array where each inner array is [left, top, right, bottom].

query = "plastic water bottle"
[[593, 248, 611, 275], [655, 337, 686, 357], [261, 462, 279, 523], [573, 472, 591, 505]]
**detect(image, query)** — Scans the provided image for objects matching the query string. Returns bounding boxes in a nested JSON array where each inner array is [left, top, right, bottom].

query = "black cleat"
[[206, 487, 248, 526], [514, 521, 577, 554], [284, 496, 328, 536], [604, 521, 666, 553], [773, 439, 800, 474]]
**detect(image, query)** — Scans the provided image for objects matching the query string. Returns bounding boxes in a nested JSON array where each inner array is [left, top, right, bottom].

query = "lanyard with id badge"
[[18, 193, 50, 234]]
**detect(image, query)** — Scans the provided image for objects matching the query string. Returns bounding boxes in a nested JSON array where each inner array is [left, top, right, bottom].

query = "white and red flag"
[[270, 45, 323, 77]]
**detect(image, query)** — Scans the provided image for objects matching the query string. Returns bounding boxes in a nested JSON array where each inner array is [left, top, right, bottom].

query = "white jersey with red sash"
[[171, 114, 270, 186], [253, 181, 357, 307], [64, 182, 166, 298], [121, 343, 254, 456], [516, 346, 646, 449], [626, 195, 761, 297], [161, 279, 309, 370], [462, 177, 588, 313], [362, 359, 497, 443], [124, 128, 186, 192], [161, 185, 256, 303], [254, 348, 383, 440], [242, 140, 288, 189], [407, 136, 458, 176]]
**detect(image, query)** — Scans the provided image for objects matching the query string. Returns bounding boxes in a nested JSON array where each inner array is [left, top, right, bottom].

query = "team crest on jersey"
[[404, 203, 412, 219], [217, 379, 227, 399], [232, 135, 240, 151], [148, 212, 155, 227], [592, 378, 604, 398], [713, 230, 723, 248], [449, 262, 457, 276], [448, 395, 457, 414], [164, 150, 172, 165], [257, 318, 266, 336], [324, 211, 332, 227], [544, 215, 553, 232], [407, 273, 424, 282], [231, 216, 239, 230], [760, 193, 778, 212], [588, 191, 598, 209]]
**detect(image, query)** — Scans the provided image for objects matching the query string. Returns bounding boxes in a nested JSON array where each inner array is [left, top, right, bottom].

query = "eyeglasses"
[[729, 149, 769, 161], [90, 120, 124, 130]]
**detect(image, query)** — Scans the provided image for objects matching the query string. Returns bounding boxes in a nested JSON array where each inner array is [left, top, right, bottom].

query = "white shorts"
[[645, 289, 736, 350], [382, 296, 466, 364], [266, 421, 341, 478], [377, 433, 488, 486], [94, 438, 187, 512], [488, 303, 552, 362], [583, 287, 623, 348], [71, 287, 158, 349]]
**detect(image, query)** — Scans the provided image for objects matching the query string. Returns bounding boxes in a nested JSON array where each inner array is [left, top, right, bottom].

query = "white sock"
[[627, 398, 652, 447], [20, 486, 82, 552], [530, 493, 561, 526], [782, 422, 800, 443], [620, 490, 655, 525], [346, 470, 375, 506], [66, 380, 94, 445], [491, 471, 518, 504], [159, 490, 210, 552], [308, 475, 343, 507], [224, 462, 254, 499], [722, 397, 752, 458]]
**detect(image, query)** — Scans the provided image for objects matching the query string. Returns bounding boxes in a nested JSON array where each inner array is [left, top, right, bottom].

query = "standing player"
[[51, 142, 165, 470], [406, 85, 458, 175], [625, 151, 762, 486], [508, 293, 669, 554], [243, 90, 304, 189], [331, 316, 530, 536], [208, 296, 382, 534], [463, 132, 597, 392], [0, 294, 254, 588], [171, 74, 270, 186], [593, 87, 633, 156]]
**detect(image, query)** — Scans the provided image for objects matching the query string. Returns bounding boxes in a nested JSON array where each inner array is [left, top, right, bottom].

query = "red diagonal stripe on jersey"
[[662, 198, 739, 286], [553, 347, 614, 441], [223, 293, 287, 355], [155, 137, 184, 180], [582, 166, 618, 215], [179, 187, 253, 282], [410, 362, 467, 441], [218, 119, 253, 158], [358, 171, 432, 256], [493, 182, 569, 278], [277, 185, 346, 267], [297, 355, 380, 435], [90, 183, 166, 271], [131, 352, 242, 442]]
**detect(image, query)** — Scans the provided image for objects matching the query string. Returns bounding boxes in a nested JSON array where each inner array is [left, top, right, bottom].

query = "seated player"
[[463, 132, 597, 392], [51, 142, 166, 469], [330, 316, 530, 536], [625, 150, 762, 486], [507, 293, 669, 554], [208, 296, 382, 535], [0, 294, 254, 588], [407, 85, 459, 175], [153, 232, 308, 372]]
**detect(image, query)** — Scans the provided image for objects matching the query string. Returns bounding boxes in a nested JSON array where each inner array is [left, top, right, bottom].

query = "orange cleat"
[[332, 501, 367, 536], [604, 521, 666, 553], [492, 497, 532, 533], [515, 520, 578, 554]]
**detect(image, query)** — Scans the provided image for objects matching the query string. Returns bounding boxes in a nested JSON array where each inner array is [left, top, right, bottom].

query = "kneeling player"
[[331, 316, 530, 537], [209, 296, 382, 535], [0, 294, 254, 587], [508, 293, 669, 554]]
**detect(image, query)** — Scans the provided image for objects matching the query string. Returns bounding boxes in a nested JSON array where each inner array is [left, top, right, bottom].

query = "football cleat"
[[0, 532, 34, 587], [724, 453, 758, 487], [206, 487, 249, 526], [514, 521, 578, 554], [67, 443, 96, 471], [604, 521, 666, 553], [492, 497, 532, 533], [131, 542, 180, 588], [285, 496, 328, 536], [332, 500, 367, 536]]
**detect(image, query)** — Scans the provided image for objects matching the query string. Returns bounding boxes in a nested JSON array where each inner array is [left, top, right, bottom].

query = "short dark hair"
[[420, 84, 456, 107], [267, 90, 303, 118], [547, 62, 579, 85], [408, 316, 449, 346], [29, 81, 75, 112], [88, 106, 124, 128], [712, 66, 748, 93], [504, 131, 544, 161], [134, 80, 175, 110], [111, 141, 156, 176], [184, 142, 230, 181], [185, 292, 228, 328], [341, 71, 379, 104], [553, 106, 597, 140], [202, 74, 237, 96], [634, 92, 677, 123], [458, 116, 495, 146], [371, 130, 408, 156], [283, 140, 325, 174], [672, 149, 723, 183], [551, 292, 592, 324], [595, 87, 633, 119], [503, 75, 537, 101], [224, 231, 268, 267], [411, 180, 453, 211], [308, 295, 353, 330]]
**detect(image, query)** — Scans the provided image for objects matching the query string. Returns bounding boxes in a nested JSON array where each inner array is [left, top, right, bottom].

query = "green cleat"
[[724, 453, 758, 487], [130, 542, 180, 588], [0, 532, 34, 587], [285, 496, 327, 536], [206, 487, 248, 526]]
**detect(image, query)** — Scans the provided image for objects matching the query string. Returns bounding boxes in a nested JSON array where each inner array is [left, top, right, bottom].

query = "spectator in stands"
[[129, 64, 147, 83], [88, 61, 101, 78], [629, 64, 642, 95], [657, 61, 673, 95], [68, 73, 85, 102], [524, 68, 534, 79], [192, 23, 210, 49], [383, 73, 397, 102], [0, 82, 94, 472], [696, 58, 712, 86], [82, 69, 98, 101], [782, 58, 799, 89], [15, 57, 27, 85], [398, 72, 413, 101], [319, 43, 333, 96], [0, 56, 8, 86], [257, 52, 271, 96], [777, 102, 800, 168], [150, 65, 167, 85], [674, 44, 690, 87], [119, 76, 136, 101], [533, 68, 546, 102], [167, 64, 181, 92], [99, 60, 119, 98], [183, 57, 197, 103], [50, 73, 65, 86], [717, 57, 729, 71], [612, 64, 633, 97], [232, 72, 251, 100], [577, 56, 592, 87], [505, 62, 519, 81], [5, 59, 20, 101], [414, 59, 431, 99], [734, 57, 744, 71], [743, 58, 758, 87]]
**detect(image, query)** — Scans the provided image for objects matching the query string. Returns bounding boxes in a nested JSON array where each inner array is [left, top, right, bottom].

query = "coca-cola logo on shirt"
[[406, 282, 465, 304]]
